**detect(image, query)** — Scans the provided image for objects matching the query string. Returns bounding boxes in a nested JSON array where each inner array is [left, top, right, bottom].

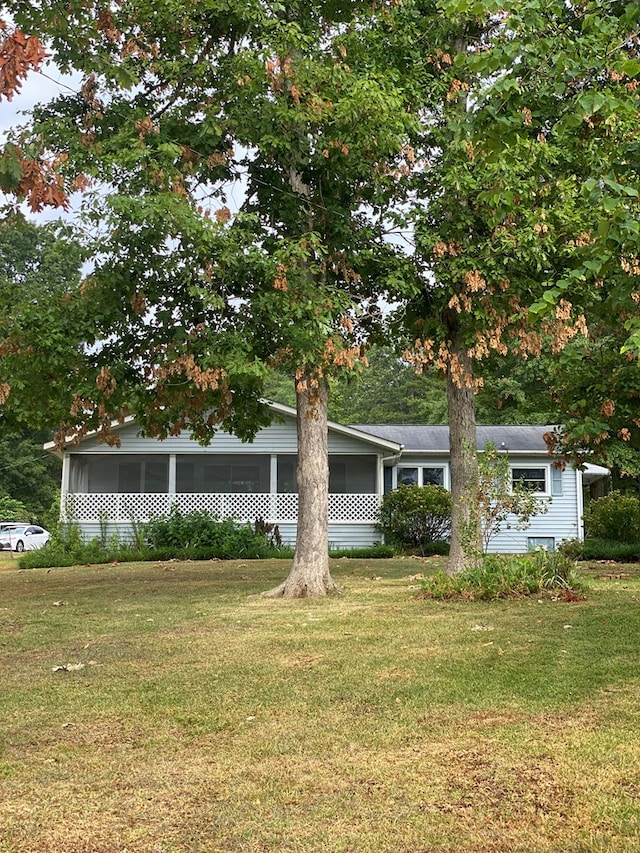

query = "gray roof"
[[351, 424, 557, 454]]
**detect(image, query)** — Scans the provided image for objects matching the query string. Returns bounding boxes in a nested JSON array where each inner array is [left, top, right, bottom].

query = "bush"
[[17, 511, 292, 569], [583, 491, 640, 543], [329, 545, 395, 559], [376, 484, 452, 554], [560, 538, 640, 562], [0, 496, 28, 521], [143, 506, 279, 557], [419, 550, 585, 601]]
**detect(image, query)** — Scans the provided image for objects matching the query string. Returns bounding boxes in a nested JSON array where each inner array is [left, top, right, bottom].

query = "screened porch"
[[63, 452, 383, 524]]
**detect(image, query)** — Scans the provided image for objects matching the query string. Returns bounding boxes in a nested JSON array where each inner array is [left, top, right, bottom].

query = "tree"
[[0, 213, 90, 429], [388, 0, 640, 573], [2, 2, 412, 596], [543, 330, 640, 478], [0, 495, 26, 521], [265, 346, 449, 425], [0, 216, 86, 522], [0, 20, 69, 211], [474, 443, 548, 555], [0, 429, 60, 523]]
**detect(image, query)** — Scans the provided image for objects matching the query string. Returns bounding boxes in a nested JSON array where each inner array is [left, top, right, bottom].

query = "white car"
[[0, 525, 50, 552]]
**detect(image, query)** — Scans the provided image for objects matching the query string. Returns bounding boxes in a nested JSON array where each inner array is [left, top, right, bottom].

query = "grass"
[[1, 556, 640, 852]]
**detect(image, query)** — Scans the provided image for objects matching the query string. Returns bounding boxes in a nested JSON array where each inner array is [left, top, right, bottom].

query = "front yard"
[[1, 557, 639, 852]]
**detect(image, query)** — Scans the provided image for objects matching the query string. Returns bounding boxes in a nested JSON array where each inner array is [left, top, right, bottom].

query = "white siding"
[[72, 419, 299, 455], [70, 417, 383, 456], [72, 520, 381, 551], [486, 462, 579, 553]]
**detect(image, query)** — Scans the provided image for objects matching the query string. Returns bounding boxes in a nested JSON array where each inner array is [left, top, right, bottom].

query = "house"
[[45, 402, 609, 553]]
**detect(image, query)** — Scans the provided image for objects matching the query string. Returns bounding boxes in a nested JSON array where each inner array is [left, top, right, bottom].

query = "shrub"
[[143, 506, 275, 557], [18, 511, 292, 569], [376, 484, 452, 554], [475, 442, 548, 554], [18, 523, 110, 569], [582, 491, 640, 543], [329, 545, 395, 559], [560, 538, 640, 562], [0, 496, 28, 521], [420, 550, 585, 601]]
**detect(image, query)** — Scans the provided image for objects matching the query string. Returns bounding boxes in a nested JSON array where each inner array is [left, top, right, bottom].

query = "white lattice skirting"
[[62, 492, 382, 524]]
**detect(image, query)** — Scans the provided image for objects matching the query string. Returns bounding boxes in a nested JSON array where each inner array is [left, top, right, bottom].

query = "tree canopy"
[[2, 1, 640, 580], [1, 1, 413, 595], [381, 0, 640, 571]]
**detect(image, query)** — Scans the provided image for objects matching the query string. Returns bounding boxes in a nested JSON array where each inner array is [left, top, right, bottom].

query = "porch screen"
[[176, 454, 270, 493], [330, 455, 376, 493], [277, 455, 376, 493], [69, 455, 169, 493]]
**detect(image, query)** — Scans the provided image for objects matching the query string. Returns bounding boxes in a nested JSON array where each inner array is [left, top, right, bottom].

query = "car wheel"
[[15, 540, 24, 553]]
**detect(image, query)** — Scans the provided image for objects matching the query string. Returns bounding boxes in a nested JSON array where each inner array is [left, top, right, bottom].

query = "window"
[[329, 455, 376, 494], [276, 455, 376, 494], [395, 466, 446, 489], [397, 467, 419, 486], [277, 456, 297, 493], [80, 456, 169, 493], [512, 467, 547, 494], [423, 467, 445, 486], [528, 536, 555, 552]]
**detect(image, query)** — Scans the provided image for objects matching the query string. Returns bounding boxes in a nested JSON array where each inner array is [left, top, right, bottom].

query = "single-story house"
[[45, 402, 609, 553]]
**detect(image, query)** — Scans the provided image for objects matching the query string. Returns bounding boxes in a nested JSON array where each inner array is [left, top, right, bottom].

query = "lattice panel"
[[328, 493, 380, 521], [62, 493, 172, 522], [275, 494, 299, 521], [120, 494, 172, 520], [63, 491, 382, 524], [62, 493, 119, 522], [172, 493, 274, 520]]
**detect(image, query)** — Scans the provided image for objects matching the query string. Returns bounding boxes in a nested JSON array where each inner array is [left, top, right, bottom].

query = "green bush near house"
[[420, 550, 585, 601], [16, 511, 396, 569], [143, 506, 276, 556], [328, 545, 396, 559], [376, 484, 452, 554], [582, 490, 640, 543], [18, 510, 292, 569], [561, 538, 640, 562]]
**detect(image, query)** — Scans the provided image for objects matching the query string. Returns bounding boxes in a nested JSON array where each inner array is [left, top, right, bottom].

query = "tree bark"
[[264, 375, 340, 598], [445, 334, 480, 576]]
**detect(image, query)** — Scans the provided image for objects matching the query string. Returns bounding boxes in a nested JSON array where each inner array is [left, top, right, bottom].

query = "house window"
[[330, 456, 376, 494], [397, 467, 419, 486], [528, 536, 555, 552], [276, 455, 376, 494], [512, 467, 548, 494], [395, 466, 446, 489], [277, 456, 297, 493], [423, 467, 445, 486]]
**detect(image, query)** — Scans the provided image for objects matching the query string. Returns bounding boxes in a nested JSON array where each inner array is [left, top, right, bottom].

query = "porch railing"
[[62, 492, 382, 524]]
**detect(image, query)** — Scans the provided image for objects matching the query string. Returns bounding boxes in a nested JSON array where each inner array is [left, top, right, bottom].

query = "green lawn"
[[1, 557, 640, 852]]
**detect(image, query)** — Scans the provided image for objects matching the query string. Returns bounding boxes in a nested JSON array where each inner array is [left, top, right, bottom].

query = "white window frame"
[[393, 465, 448, 490], [510, 464, 551, 496]]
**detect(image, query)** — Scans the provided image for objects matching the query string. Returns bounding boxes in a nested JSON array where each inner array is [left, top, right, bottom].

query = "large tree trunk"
[[446, 339, 480, 576], [264, 375, 340, 598]]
